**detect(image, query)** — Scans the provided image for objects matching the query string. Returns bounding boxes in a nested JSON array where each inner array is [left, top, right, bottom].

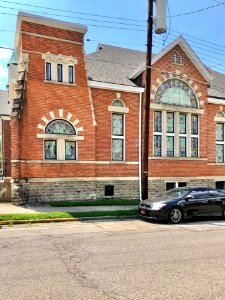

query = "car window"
[[188, 190, 209, 199], [208, 189, 222, 198], [163, 188, 189, 198]]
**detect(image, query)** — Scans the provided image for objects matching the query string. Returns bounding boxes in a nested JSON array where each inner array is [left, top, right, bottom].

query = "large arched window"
[[45, 119, 76, 135], [44, 119, 77, 160], [154, 79, 198, 108], [153, 79, 200, 159]]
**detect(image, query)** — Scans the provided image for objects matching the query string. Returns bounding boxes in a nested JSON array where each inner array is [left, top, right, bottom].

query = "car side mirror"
[[185, 195, 193, 201]]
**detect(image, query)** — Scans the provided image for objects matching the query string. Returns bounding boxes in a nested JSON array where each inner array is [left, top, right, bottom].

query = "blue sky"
[[0, 0, 225, 89]]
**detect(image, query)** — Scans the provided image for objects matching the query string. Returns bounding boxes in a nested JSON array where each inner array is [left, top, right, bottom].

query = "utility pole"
[[141, 0, 154, 200], [141, 0, 166, 200]]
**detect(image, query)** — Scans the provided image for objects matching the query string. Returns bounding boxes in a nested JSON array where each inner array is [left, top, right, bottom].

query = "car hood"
[[140, 196, 177, 205]]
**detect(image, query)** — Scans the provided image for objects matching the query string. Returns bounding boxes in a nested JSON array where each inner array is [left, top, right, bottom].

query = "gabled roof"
[[128, 36, 213, 82]]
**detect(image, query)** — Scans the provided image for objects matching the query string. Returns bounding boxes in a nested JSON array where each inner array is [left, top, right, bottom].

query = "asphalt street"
[[1, 218, 225, 300]]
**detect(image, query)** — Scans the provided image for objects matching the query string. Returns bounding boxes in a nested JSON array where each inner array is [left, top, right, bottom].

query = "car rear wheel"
[[168, 207, 183, 224]]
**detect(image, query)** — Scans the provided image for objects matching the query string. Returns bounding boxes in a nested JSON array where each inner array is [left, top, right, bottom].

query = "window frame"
[[112, 113, 125, 161], [166, 112, 175, 157], [216, 123, 225, 163], [57, 63, 63, 82], [65, 140, 77, 160], [44, 140, 57, 160], [45, 62, 51, 81], [68, 65, 74, 84], [153, 111, 162, 157]]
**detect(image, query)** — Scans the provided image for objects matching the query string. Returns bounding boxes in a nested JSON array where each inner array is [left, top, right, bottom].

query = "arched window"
[[44, 119, 77, 160], [45, 119, 76, 135], [217, 111, 224, 118], [177, 53, 183, 65], [172, 53, 177, 64], [112, 99, 124, 107], [153, 79, 200, 159], [154, 79, 198, 108]]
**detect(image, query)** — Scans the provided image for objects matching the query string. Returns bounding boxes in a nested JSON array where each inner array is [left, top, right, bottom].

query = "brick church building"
[[3, 12, 225, 204]]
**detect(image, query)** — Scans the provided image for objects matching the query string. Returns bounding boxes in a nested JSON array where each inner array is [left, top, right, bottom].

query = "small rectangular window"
[[191, 137, 198, 157], [154, 111, 162, 132], [178, 182, 187, 187], [167, 136, 174, 157], [166, 182, 176, 191], [105, 185, 114, 197], [112, 114, 123, 136], [154, 135, 162, 157], [167, 112, 174, 133], [44, 140, 56, 160], [65, 141, 76, 160], [112, 139, 123, 161], [179, 137, 186, 157], [216, 181, 225, 190], [216, 144, 224, 163], [68, 65, 74, 84], [46, 62, 51, 81], [57, 64, 63, 82], [191, 115, 198, 135], [216, 123, 224, 141], [179, 114, 186, 134]]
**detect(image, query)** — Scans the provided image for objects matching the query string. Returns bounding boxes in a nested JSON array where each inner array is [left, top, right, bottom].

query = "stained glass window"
[[65, 141, 76, 160], [45, 120, 76, 135], [154, 111, 162, 132], [191, 137, 198, 157], [167, 136, 174, 157], [217, 111, 224, 117], [167, 112, 174, 133], [44, 140, 56, 160], [112, 114, 123, 136], [46, 62, 51, 81], [154, 135, 161, 156], [112, 100, 124, 107], [191, 115, 198, 135], [179, 114, 186, 134], [216, 144, 224, 163], [154, 79, 198, 108], [216, 124, 224, 141], [57, 64, 63, 82], [112, 139, 123, 161], [179, 137, 186, 157]]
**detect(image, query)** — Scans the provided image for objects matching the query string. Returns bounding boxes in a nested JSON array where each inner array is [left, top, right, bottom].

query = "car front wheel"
[[168, 207, 183, 224]]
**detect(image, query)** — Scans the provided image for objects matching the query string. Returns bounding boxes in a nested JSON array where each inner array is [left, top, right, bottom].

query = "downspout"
[[138, 91, 143, 201]]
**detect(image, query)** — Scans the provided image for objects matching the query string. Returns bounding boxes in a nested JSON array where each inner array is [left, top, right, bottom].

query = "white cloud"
[[0, 48, 12, 60], [0, 63, 7, 78]]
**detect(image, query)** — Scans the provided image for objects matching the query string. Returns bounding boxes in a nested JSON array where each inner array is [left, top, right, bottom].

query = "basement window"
[[166, 181, 187, 191], [105, 185, 114, 197]]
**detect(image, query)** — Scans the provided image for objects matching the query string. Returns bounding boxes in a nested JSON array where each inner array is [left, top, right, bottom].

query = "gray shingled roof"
[[86, 44, 225, 98]]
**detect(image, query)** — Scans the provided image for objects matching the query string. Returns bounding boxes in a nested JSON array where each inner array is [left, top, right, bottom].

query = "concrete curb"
[[0, 215, 139, 226]]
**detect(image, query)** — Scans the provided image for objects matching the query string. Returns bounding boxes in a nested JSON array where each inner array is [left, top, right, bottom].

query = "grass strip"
[[0, 209, 138, 221], [50, 199, 139, 207]]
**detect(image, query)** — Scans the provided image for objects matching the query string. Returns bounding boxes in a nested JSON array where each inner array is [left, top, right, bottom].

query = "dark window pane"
[[191, 137, 198, 157], [216, 124, 224, 141], [208, 189, 221, 198], [65, 141, 76, 160], [57, 64, 63, 82], [45, 119, 76, 135], [166, 182, 176, 191], [191, 115, 198, 135], [112, 139, 123, 161], [179, 114, 186, 134], [189, 190, 209, 199], [167, 112, 174, 133], [215, 181, 225, 190], [167, 136, 174, 157], [179, 137, 186, 157], [154, 111, 162, 132], [112, 114, 123, 136], [154, 135, 162, 157], [216, 144, 224, 163], [46, 62, 51, 81], [112, 100, 124, 107], [68, 65, 74, 83], [178, 182, 187, 187], [44, 140, 56, 160], [105, 185, 114, 197]]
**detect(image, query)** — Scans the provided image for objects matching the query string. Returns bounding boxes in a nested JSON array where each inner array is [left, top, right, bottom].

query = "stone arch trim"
[[37, 109, 84, 134], [150, 71, 202, 107]]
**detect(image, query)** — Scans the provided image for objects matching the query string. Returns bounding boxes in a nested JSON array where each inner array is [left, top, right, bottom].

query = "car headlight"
[[151, 202, 166, 210]]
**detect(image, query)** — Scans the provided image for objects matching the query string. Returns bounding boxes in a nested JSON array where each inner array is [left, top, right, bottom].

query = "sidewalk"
[[0, 203, 138, 215]]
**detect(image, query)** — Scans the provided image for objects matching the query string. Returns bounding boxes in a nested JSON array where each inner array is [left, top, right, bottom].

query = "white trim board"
[[89, 81, 144, 94]]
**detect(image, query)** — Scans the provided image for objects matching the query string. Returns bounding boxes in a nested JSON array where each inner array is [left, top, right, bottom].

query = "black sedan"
[[139, 187, 225, 224]]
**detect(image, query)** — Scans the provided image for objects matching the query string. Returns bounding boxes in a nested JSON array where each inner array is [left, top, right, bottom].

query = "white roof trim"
[[15, 12, 87, 47], [89, 81, 144, 93], [128, 36, 213, 82], [208, 97, 225, 105]]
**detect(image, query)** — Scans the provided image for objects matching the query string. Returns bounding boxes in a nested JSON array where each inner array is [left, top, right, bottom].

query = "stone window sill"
[[44, 80, 77, 87], [149, 157, 207, 161]]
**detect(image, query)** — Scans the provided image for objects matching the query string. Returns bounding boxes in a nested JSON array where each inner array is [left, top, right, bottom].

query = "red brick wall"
[[2, 120, 11, 177]]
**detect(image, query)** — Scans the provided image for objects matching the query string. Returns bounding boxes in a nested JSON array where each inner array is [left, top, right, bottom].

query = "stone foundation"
[[11, 177, 218, 204], [0, 178, 11, 202]]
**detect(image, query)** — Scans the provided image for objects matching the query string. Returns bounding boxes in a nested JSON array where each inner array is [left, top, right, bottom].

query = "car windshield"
[[161, 188, 189, 199]]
